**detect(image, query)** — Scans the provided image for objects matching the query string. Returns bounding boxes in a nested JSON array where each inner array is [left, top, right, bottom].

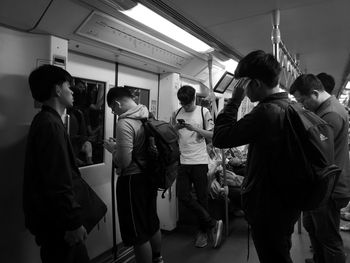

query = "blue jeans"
[[177, 164, 216, 232], [303, 198, 349, 263]]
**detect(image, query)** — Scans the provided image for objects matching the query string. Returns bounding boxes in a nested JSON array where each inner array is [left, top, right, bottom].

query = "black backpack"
[[133, 117, 180, 198], [273, 101, 341, 211]]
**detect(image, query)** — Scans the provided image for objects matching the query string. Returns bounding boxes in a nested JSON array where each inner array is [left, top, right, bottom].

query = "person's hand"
[[231, 81, 247, 102], [103, 137, 116, 153], [183, 123, 197, 132], [64, 225, 87, 246], [174, 123, 185, 130]]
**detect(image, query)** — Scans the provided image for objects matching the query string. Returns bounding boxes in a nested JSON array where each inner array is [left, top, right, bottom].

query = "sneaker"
[[153, 256, 164, 263], [340, 223, 350, 231], [194, 232, 208, 248], [210, 220, 223, 248]]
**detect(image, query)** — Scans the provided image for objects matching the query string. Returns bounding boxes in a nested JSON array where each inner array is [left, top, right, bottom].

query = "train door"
[[66, 52, 116, 259]]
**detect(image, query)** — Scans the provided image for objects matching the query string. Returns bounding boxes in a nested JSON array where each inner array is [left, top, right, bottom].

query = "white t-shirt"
[[174, 106, 214, 164]]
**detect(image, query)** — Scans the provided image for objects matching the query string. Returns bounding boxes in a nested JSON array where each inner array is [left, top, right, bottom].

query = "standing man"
[[290, 74, 350, 263], [213, 50, 301, 262], [23, 64, 89, 263], [172, 85, 223, 248], [103, 87, 163, 263]]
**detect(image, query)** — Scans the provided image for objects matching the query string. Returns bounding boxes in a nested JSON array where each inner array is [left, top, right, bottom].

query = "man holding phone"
[[172, 85, 223, 249]]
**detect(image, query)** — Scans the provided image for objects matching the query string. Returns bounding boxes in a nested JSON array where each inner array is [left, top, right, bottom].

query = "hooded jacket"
[[113, 104, 149, 175]]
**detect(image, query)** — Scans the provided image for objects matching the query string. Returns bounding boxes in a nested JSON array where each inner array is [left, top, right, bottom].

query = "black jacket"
[[23, 105, 82, 235], [213, 92, 291, 223]]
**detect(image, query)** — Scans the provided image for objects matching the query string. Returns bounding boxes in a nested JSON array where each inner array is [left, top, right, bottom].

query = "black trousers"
[[250, 208, 300, 263], [303, 198, 349, 263], [36, 232, 89, 263], [177, 164, 216, 232]]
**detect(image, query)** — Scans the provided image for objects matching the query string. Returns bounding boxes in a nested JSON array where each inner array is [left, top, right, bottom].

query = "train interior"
[[1, 0, 350, 262]]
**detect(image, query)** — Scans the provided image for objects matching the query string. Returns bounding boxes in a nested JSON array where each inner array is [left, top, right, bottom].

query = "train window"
[[124, 85, 150, 109], [68, 77, 106, 167]]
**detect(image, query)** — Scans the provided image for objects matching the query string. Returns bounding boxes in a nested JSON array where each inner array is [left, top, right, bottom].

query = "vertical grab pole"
[[271, 9, 281, 62], [207, 54, 218, 119], [221, 149, 229, 237]]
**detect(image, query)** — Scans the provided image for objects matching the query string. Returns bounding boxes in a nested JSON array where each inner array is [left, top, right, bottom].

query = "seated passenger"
[[207, 145, 244, 215]]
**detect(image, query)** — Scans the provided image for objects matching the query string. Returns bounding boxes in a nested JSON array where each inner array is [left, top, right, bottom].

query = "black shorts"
[[116, 173, 159, 246]]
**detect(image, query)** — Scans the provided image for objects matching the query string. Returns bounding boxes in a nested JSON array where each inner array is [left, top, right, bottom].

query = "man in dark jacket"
[[290, 74, 350, 263], [213, 50, 301, 263], [23, 65, 89, 263]]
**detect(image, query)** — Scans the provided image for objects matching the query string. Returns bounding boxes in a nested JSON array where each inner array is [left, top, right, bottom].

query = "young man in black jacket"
[[213, 50, 301, 263], [23, 65, 89, 263]]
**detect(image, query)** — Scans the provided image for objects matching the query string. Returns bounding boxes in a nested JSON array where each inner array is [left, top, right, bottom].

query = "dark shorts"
[[117, 173, 160, 246]]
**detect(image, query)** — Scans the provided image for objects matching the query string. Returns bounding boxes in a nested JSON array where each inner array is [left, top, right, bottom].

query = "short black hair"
[[28, 64, 73, 102], [106, 87, 133, 106], [290, 74, 325, 95], [177, 85, 195, 105], [316, 72, 335, 94], [234, 50, 281, 88]]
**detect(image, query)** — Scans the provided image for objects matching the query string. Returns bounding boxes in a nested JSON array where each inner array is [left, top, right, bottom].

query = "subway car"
[[1, 0, 350, 262]]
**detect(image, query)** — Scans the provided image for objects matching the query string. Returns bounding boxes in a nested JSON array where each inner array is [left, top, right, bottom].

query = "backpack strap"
[[174, 107, 183, 121], [201, 106, 206, 130]]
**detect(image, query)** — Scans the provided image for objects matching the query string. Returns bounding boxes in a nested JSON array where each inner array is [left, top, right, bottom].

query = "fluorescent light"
[[121, 4, 213, 53], [219, 59, 238, 74]]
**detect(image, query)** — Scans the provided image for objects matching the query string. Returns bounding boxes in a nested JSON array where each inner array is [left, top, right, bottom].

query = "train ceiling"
[[1, 0, 350, 96]]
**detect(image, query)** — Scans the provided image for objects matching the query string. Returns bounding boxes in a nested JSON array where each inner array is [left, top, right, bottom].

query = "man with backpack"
[[172, 85, 223, 248], [290, 74, 350, 263], [213, 50, 301, 263], [103, 87, 163, 263]]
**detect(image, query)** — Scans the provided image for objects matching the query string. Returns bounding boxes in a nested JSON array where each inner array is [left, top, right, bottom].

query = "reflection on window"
[[124, 86, 150, 108], [67, 77, 105, 167]]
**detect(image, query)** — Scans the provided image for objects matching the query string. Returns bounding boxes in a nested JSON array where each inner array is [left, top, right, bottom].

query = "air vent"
[[76, 11, 193, 69]]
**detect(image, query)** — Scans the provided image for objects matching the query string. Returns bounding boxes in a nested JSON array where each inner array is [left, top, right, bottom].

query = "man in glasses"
[[290, 74, 350, 263], [213, 50, 300, 262]]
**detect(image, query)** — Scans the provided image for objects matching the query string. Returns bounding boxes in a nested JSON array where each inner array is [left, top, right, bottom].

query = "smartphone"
[[177, 119, 185, 124]]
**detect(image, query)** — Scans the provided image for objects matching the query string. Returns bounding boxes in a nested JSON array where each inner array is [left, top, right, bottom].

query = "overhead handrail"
[[271, 9, 302, 89]]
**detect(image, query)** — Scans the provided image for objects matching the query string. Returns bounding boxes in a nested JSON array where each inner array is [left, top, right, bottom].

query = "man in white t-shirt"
[[172, 85, 223, 248]]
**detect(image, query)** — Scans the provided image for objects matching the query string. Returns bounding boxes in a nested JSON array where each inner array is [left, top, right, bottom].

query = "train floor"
[[159, 217, 350, 263]]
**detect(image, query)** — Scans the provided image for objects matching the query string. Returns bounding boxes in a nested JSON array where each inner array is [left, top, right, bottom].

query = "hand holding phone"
[[177, 119, 185, 124]]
